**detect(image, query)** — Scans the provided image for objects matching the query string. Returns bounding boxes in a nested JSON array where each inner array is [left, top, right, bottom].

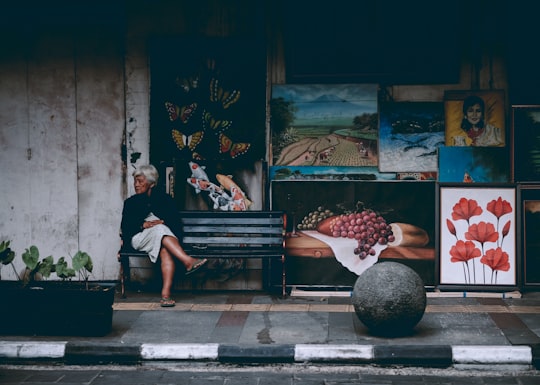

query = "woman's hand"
[[142, 219, 164, 229]]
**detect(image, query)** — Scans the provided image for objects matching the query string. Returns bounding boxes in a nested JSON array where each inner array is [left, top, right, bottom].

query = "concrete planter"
[[0, 281, 116, 336]]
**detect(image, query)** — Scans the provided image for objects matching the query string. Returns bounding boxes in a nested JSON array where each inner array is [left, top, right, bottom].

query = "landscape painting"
[[378, 101, 445, 172], [270, 84, 378, 168]]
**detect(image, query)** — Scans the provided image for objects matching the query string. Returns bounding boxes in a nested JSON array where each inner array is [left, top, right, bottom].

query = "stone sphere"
[[352, 261, 426, 336]]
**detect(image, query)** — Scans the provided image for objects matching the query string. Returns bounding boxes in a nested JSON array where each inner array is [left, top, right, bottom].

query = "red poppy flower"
[[487, 197, 512, 219], [451, 198, 483, 222], [465, 221, 499, 244], [450, 240, 481, 263], [502, 220, 511, 237], [446, 219, 456, 236], [480, 247, 510, 272]]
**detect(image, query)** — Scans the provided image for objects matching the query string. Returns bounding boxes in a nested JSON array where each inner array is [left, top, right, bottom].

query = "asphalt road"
[[1, 364, 540, 384]]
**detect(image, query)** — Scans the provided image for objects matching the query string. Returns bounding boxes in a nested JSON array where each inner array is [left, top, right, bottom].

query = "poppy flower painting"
[[440, 186, 516, 286]]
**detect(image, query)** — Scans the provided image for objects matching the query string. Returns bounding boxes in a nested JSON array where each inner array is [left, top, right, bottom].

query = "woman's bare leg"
[[159, 247, 175, 299], [161, 235, 200, 270]]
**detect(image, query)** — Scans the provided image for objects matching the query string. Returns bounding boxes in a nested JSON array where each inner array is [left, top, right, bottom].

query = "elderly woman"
[[121, 164, 207, 307]]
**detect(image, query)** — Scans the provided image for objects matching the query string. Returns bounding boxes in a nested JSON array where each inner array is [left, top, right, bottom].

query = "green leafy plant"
[[0, 240, 17, 280], [72, 250, 94, 289], [0, 241, 93, 288]]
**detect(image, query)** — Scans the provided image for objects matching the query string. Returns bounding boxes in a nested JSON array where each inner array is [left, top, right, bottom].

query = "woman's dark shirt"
[[120, 190, 182, 249]]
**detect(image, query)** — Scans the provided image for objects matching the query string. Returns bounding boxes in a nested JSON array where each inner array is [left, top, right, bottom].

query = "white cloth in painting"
[[131, 213, 176, 263], [302, 231, 388, 276]]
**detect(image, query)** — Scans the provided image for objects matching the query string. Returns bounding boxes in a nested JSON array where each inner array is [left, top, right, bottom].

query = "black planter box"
[[0, 281, 116, 336]]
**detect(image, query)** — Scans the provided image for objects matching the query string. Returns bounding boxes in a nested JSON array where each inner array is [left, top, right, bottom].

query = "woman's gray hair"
[[133, 164, 159, 185]]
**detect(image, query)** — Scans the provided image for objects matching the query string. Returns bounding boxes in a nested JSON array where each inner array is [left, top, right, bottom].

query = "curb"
[[0, 342, 537, 369]]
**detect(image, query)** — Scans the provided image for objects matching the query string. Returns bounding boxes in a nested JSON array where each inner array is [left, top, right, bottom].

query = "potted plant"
[[0, 241, 116, 336]]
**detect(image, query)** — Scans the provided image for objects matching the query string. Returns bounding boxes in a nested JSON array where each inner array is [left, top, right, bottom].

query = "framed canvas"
[[378, 101, 444, 172], [438, 147, 510, 183], [272, 180, 436, 288], [439, 184, 517, 290], [444, 90, 505, 147], [270, 84, 378, 168], [512, 105, 540, 182], [518, 185, 540, 287]]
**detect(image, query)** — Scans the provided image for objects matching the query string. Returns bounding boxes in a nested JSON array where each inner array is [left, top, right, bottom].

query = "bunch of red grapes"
[[329, 210, 395, 260]]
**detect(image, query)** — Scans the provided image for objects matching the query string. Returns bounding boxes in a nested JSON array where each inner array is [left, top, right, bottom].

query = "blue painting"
[[378, 102, 445, 172], [270, 84, 378, 167], [438, 146, 510, 183]]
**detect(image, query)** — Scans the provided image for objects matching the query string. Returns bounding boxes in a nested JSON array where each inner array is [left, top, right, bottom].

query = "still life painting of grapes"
[[440, 186, 516, 286]]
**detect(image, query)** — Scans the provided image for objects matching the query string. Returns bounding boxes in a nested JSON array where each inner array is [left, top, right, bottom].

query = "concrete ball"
[[352, 261, 426, 336]]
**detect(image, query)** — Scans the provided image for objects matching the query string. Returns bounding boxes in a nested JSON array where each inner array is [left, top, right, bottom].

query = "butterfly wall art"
[[162, 69, 251, 161], [219, 133, 250, 159], [149, 38, 266, 165]]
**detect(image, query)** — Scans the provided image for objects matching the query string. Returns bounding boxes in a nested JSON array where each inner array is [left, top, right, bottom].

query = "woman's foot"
[[185, 258, 208, 276], [160, 296, 175, 307]]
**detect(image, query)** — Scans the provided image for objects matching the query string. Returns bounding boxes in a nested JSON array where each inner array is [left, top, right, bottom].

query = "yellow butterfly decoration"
[[219, 133, 250, 158], [202, 110, 232, 132], [172, 129, 204, 152], [209, 78, 240, 109]]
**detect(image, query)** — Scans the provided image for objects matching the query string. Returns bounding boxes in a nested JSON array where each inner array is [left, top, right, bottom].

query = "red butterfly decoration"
[[165, 102, 197, 124], [219, 133, 250, 158]]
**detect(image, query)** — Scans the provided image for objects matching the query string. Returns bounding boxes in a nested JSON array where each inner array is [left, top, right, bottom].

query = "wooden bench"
[[118, 210, 287, 298]]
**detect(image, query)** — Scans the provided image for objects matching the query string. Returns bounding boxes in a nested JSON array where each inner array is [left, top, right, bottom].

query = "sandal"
[[160, 297, 175, 307], [185, 258, 208, 276]]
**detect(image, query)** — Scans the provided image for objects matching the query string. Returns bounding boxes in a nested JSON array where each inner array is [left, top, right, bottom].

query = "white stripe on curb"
[[295, 344, 373, 361], [141, 343, 219, 360], [452, 345, 532, 364], [0, 342, 66, 359]]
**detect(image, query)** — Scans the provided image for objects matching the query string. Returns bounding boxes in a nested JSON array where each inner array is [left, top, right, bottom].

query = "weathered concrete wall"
[[0, 29, 125, 281]]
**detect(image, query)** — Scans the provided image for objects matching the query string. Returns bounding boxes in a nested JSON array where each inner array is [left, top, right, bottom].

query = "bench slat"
[[182, 237, 283, 245], [181, 218, 284, 225], [182, 226, 283, 234]]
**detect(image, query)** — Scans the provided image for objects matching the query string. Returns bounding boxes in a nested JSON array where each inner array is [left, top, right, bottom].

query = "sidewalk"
[[1, 288, 540, 370]]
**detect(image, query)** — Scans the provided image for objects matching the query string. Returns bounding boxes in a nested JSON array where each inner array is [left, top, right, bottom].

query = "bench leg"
[[119, 256, 130, 299], [281, 254, 287, 298]]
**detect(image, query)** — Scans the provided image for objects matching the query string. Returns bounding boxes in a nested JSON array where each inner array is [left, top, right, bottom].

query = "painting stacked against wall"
[[271, 180, 436, 287], [270, 84, 388, 181], [513, 106, 540, 287], [439, 185, 517, 290], [440, 90, 510, 184], [269, 83, 524, 290], [378, 101, 444, 173]]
